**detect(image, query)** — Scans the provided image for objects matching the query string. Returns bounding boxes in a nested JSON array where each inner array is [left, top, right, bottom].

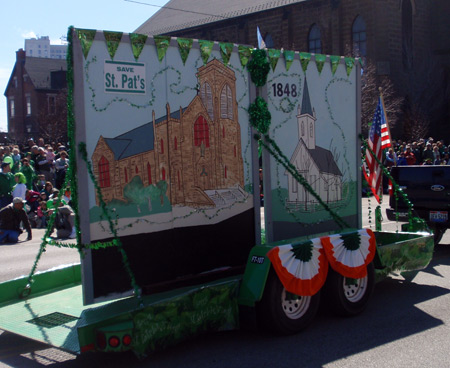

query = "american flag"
[[363, 96, 391, 203]]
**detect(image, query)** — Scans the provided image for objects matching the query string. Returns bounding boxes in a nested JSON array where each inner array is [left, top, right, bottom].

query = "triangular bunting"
[[300, 52, 311, 72], [330, 55, 341, 76], [219, 42, 234, 65], [103, 31, 123, 60], [283, 50, 295, 71], [198, 40, 214, 65], [267, 49, 281, 71], [76, 29, 96, 59], [129, 33, 148, 61], [315, 54, 326, 74], [267, 238, 329, 296], [177, 38, 193, 65], [345, 57, 355, 76], [320, 229, 376, 279], [154, 35, 171, 62], [238, 45, 252, 68]]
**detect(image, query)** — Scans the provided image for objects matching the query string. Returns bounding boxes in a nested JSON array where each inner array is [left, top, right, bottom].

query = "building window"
[[301, 122, 305, 136], [402, 0, 413, 69], [220, 84, 233, 119], [178, 170, 181, 190], [160, 139, 164, 154], [224, 166, 227, 178], [174, 136, 178, 150], [135, 165, 139, 174], [222, 125, 225, 138], [292, 176, 297, 193], [161, 167, 166, 181], [147, 163, 152, 184], [200, 82, 214, 120], [234, 145, 237, 157], [194, 115, 210, 147], [308, 24, 322, 54], [9, 99, 15, 118], [352, 15, 367, 57], [124, 167, 128, 183], [310, 123, 313, 137], [98, 156, 110, 188], [26, 95, 31, 116], [48, 95, 56, 114]]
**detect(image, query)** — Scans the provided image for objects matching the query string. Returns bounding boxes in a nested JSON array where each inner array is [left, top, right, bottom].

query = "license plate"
[[430, 211, 448, 222]]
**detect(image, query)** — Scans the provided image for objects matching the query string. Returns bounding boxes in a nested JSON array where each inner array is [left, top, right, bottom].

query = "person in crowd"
[[384, 148, 397, 168], [404, 145, 416, 165], [432, 145, 441, 165], [2, 146, 13, 170], [12, 173, 27, 200], [422, 143, 434, 163], [36, 200, 48, 229], [36, 147, 53, 182], [0, 197, 32, 243], [35, 174, 46, 193], [48, 198, 76, 239], [0, 162, 14, 209], [397, 152, 407, 166], [54, 151, 69, 189], [25, 189, 41, 214], [40, 181, 54, 202], [411, 141, 422, 164], [20, 158, 36, 190], [30, 146, 40, 169], [11, 148, 21, 173]]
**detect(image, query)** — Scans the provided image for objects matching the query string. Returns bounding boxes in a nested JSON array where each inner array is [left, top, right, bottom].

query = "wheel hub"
[[281, 289, 311, 319], [343, 276, 367, 302]]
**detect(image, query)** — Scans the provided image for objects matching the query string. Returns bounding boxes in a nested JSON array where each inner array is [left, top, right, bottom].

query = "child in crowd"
[[12, 172, 27, 200], [37, 200, 48, 229]]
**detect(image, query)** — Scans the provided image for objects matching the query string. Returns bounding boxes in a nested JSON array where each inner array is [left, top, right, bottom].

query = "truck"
[[386, 165, 450, 245], [0, 27, 434, 358]]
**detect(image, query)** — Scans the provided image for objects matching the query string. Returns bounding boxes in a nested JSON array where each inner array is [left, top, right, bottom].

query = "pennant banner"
[[267, 238, 329, 296], [198, 40, 214, 65], [330, 55, 341, 76], [104, 31, 123, 60], [315, 54, 326, 74], [268, 49, 281, 72], [238, 45, 252, 68], [219, 42, 234, 65], [345, 57, 355, 76], [129, 33, 148, 61], [76, 29, 96, 59], [300, 52, 312, 72], [320, 229, 376, 279], [177, 38, 193, 65], [283, 50, 295, 71], [154, 35, 171, 62]]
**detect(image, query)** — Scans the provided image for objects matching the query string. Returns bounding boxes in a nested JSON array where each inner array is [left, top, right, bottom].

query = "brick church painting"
[[90, 59, 248, 224]]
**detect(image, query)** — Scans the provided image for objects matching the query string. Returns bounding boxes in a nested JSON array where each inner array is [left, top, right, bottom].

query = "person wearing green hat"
[[0, 197, 32, 243], [0, 162, 14, 209]]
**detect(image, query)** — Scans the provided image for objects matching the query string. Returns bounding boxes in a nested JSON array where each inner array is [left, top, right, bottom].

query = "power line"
[[124, 0, 232, 20]]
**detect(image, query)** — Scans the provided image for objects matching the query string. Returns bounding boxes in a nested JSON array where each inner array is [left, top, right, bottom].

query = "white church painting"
[[286, 78, 343, 211]]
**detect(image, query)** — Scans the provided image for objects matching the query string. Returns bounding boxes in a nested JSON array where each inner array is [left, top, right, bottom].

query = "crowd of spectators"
[[0, 137, 75, 240], [384, 137, 449, 167]]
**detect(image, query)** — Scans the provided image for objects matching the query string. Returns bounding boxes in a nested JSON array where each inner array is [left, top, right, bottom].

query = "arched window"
[[308, 24, 322, 54], [222, 125, 225, 138], [174, 136, 178, 150], [220, 84, 233, 119], [135, 165, 139, 174], [147, 163, 152, 184], [178, 170, 181, 190], [200, 82, 214, 120], [301, 122, 305, 136], [310, 123, 313, 137], [352, 16, 367, 57], [124, 167, 128, 183], [224, 166, 227, 178], [98, 156, 110, 188], [402, 0, 413, 69], [194, 115, 210, 147], [161, 167, 166, 181], [160, 139, 164, 154]]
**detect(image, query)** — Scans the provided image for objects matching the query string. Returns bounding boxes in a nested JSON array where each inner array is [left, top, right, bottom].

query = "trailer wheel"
[[324, 262, 375, 317], [256, 271, 320, 335]]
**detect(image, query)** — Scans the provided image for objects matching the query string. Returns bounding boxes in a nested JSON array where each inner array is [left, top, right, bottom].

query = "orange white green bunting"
[[267, 238, 328, 296], [320, 229, 376, 279]]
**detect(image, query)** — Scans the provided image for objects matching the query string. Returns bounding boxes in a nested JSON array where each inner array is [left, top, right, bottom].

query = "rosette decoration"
[[320, 229, 376, 279], [267, 238, 329, 296]]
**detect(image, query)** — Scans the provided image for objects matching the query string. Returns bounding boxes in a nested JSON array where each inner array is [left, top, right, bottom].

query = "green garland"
[[249, 97, 271, 135], [247, 49, 270, 87]]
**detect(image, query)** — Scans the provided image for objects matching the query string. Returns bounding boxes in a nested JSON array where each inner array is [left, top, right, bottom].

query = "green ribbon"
[[129, 33, 148, 61], [219, 42, 234, 65], [330, 55, 341, 76], [104, 31, 123, 60], [177, 37, 193, 65], [199, 40, 214, 65], [345, 57, 355, 76], [315, 54, 326, 74], [154, 35, 171, 62], [268, 49, 281, 71], [249, 97, 271, 135], [238, 45, 252, 68], [76, 28, 96, 59], [247, 49, 270, 87], [284, 50, 295, 71], [300, 52, 311, 72]]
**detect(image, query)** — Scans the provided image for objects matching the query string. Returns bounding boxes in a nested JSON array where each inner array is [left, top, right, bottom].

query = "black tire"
[[256, 270, 320, 335], [323, 262, 375, 317], [431, 225, 446, 245]]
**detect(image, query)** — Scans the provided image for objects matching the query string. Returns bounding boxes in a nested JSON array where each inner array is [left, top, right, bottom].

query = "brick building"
[[136, 0, 450, 139], [4, 49, 67, 143]]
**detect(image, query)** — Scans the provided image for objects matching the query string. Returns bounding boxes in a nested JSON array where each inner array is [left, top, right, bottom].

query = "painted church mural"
[[91, 59, 245, 210], [285, 78, 343, 211]]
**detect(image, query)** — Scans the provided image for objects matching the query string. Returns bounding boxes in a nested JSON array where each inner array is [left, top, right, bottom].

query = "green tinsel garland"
[[247, 49, 270, 87], [249, 97, 271, 135]]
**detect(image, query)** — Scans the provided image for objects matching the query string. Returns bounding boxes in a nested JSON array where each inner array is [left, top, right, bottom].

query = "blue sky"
[[0, 0, 167, 133]]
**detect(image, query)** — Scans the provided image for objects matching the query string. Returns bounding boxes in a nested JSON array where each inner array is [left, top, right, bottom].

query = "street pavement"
[[0, 198, 449, 367]]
